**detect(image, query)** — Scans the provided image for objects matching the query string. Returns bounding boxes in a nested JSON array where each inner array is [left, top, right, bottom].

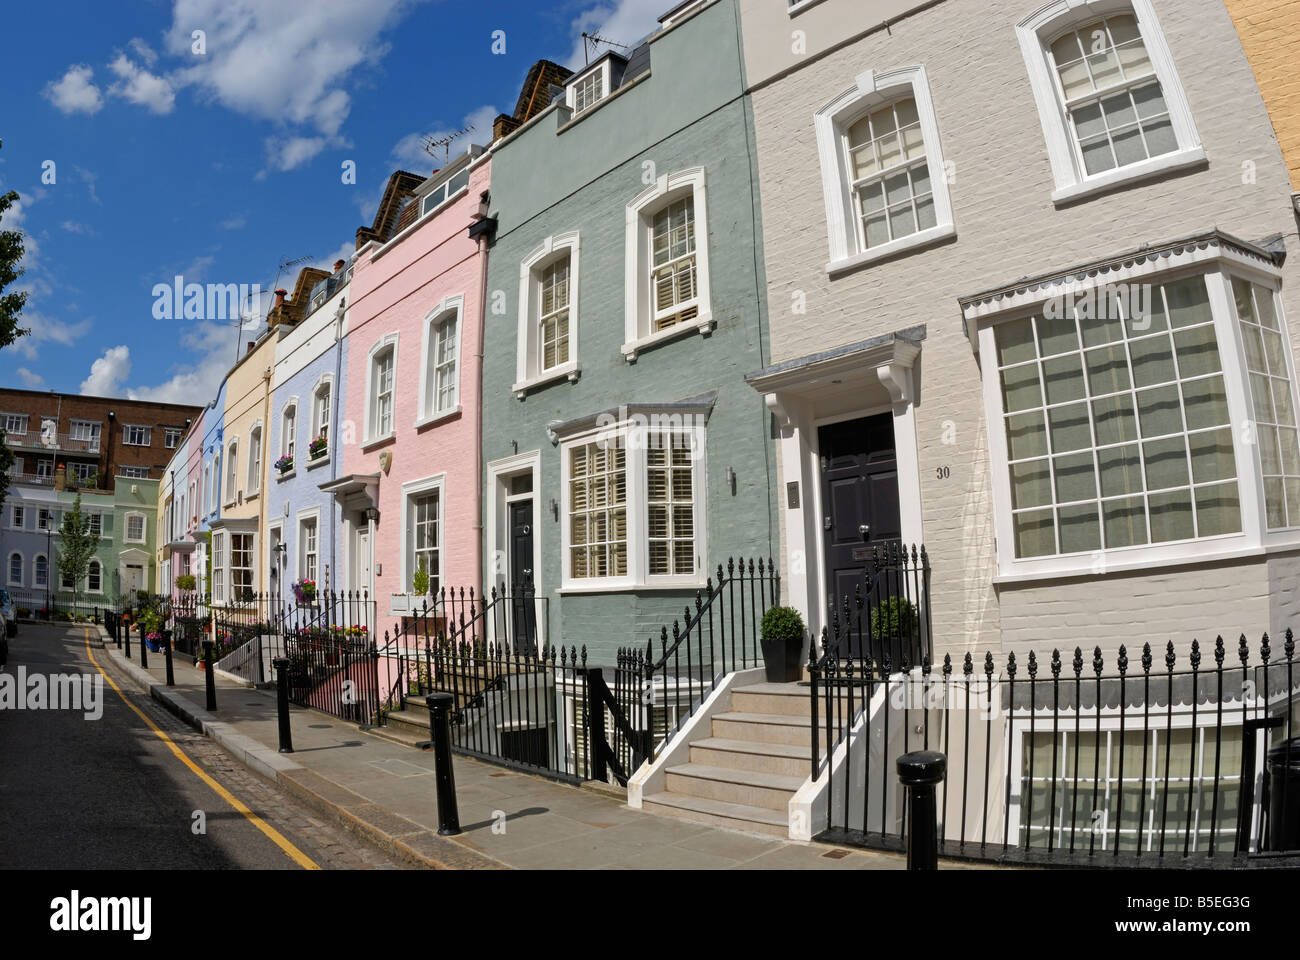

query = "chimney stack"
[[274, 288, 288, 308]]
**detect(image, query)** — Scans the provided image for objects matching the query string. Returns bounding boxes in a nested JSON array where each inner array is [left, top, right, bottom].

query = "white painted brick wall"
[[746, 0, 1300, 657]]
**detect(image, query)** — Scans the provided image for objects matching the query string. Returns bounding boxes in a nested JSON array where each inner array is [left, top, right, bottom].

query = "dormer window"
[[420, 168, 472, 218], [566, 61, 613, 116]]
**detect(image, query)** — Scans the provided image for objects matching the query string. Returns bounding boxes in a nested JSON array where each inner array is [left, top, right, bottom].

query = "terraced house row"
[[132, 0, 1300, 857]]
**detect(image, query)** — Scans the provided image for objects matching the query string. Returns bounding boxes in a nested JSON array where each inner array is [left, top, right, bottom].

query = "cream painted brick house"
[[738, 0, 1300, 658]]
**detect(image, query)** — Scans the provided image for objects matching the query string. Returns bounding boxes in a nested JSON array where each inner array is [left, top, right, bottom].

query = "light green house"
[[479, 0, 777, 666], [50, 477, 158, 609]]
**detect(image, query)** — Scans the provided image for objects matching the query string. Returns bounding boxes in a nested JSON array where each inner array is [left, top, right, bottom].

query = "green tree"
[[0, 188, 32, 511], [56, 494, 100, 607]]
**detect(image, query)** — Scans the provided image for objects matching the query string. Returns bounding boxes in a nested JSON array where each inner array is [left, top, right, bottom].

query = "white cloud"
[[45, 64, 104, 115], [266, 135, 330, 172], [80, 345, 132, 397], [108, 52, 177, 114], [165, 0, 420, 138], [122, 319, 253, 404], [128, 37, 160, 68], [219, 215, 246, 230], [390, 104, 499, 173], [12, 314, 93, 361], [60, 221, 94, 235], [563, 0, 664, 70], [16, 368, 45, 389], [312, 241, 356, 274]]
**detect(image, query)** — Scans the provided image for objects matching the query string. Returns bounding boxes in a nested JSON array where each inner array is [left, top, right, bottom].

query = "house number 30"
[[936, 466, 951, 479]]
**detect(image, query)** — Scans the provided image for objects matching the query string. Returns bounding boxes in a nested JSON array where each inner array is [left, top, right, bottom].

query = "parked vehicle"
[[0, 588, 17, 638]]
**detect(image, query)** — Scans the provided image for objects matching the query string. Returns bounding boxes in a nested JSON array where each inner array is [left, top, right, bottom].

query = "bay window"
[[969, 232, 1297, 578]]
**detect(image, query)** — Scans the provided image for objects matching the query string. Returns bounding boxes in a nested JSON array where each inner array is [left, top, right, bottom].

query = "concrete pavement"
[[95, 624, 933, 870]]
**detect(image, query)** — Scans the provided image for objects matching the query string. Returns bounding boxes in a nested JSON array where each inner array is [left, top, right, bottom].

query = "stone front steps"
[[641, 681, 847, 838]]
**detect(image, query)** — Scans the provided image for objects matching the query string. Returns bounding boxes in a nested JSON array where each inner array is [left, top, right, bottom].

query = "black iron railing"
[[642, 557, 779, 759], [373, 581, 653, 784], [809, 543, 932, 780], [282, 627, 379, 723], [816, 631, 1300, 866]]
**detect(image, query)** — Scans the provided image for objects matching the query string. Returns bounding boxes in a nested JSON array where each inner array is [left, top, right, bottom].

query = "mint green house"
[[49, 478, 158, 609], [479, 0, 776, 666]]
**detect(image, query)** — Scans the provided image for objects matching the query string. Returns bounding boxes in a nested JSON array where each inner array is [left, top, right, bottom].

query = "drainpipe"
[[332, 298, 345, 593], [260, 365, 272, 595], [472, 230, 489, 595]]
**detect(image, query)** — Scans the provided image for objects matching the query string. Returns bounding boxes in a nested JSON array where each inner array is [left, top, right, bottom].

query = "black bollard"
[[425, 692, 461, 835], [897, 751, 946, 870], [203, 639, 217, 711], [273, 657, 294, 753], [124, 618, 131, 658], [162, 629, 175, 687], [139, 622, 148, 669]]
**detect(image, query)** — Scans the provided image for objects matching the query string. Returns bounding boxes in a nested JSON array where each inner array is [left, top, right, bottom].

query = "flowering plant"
[[292, 578, 317, 604], [275, 454, 293, 473], [308, 435, 327, 459]]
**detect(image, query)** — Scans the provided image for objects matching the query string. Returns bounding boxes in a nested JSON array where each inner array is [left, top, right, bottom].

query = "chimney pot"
[[246, 342, 256, 355], [333, 260, 345, 272], [274, 288, 288, 307]]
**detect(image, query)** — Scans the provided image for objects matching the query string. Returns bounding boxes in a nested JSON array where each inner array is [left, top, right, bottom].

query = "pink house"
[[334, 149, 491, 618]]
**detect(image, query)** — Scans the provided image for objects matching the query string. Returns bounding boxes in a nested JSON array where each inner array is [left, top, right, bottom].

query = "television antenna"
[[234, 254, 311, 361], [580, 31, 630, 65], [422, 126, 474, 166]]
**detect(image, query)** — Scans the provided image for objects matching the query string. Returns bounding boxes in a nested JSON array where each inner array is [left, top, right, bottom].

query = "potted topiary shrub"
[[175, 573, 197, 592], [760, 605, 806, 683], [870, 596, 917, 664]]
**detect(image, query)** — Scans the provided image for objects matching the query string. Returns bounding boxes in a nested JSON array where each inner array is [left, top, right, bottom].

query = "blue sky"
[[0, 0, 668, 403]]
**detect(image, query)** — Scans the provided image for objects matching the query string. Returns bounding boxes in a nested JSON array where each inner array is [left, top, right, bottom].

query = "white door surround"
[[745, 329, 924, 641]]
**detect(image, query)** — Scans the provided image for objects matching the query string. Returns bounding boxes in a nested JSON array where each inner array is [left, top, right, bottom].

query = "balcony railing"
[[5, 430, 101, 453]]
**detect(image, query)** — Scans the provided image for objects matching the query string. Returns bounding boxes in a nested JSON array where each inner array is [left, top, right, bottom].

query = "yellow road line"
[[83, 627, 320, 870]]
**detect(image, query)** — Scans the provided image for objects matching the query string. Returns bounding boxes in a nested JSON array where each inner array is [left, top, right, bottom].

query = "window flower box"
[[308, 436, 327, 460], [275, 454, 294, 474]]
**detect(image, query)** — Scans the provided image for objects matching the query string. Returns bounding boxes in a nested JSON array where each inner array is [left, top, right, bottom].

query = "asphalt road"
[[0, 621, 408, 870]]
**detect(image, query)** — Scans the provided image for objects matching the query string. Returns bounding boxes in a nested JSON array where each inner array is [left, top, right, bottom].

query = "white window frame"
[[7, 552, 22, 587], [246, 421, 263, 496], [814, 63, 956, 275], [623, 168, 714, 360], [1016, 0, 1204, 206], [565, 60, 611, 115], [87, 512, 102, 538], [119, 465, 149, 479], [224, 439, 238, 507], [416, 295, 464, 426], [37, 508, 53, 531], [34, 554, 48, 588], [213, 450, 222, 513], [282, 399, 298, 460], [364, 334, 399, 446], [399, 474, 446, 602], [296, 509, 321, 585], [125, 512, 147, 544], [212, 531, 226, 603], [68, 462, 96, 484], [228, 530, 257, 602], [10, 505, 24, 529], [4, 413, 29, 436], [86, 558, 103, 595], [165, 428, 182, 449], [515, 233, 581, 396], [70, 419, 102, 450], [559, 419, 708, 592], [419, 168, 472, 219], [203, 460, 212, 514], [310, 375, 332, 459], [189, 480, 197, 526], [123, 424, 151, 446], [975, 256, 1297, 582]]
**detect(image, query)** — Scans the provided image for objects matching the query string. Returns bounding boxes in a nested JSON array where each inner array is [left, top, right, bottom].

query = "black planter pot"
[[760, 633, 803, 683]]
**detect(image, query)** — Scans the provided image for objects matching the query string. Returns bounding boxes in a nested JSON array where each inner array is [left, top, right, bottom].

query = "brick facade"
[[1224, 0, 1300, 188], [0, 387, 202, 491]]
